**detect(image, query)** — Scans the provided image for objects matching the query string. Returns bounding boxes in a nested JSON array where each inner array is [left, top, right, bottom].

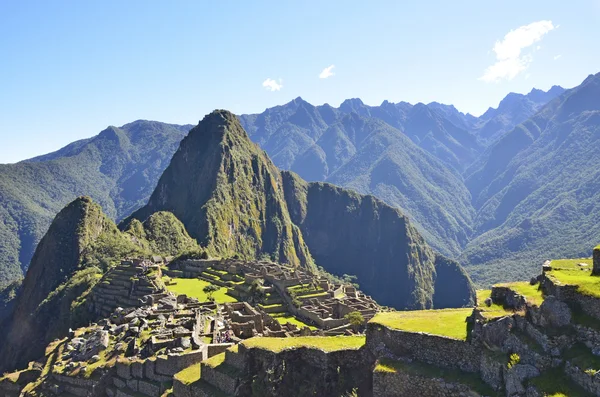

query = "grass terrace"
[[374, 358, 497, 396], [271, 312, 317, 330], [174, 363, 201, 385], [242, 335, 366, 353], [165, 278, 238, 303], [476, 289, 512, 319], [494, 281, 545, 306], [369, 309, 472, 340], [546, 258, 600, 298]]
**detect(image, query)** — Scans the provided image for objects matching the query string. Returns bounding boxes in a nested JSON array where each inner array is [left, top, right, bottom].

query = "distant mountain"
[[471, 86, 565, 145], [126, 110, 476, 309], [240, 99, 478, 258], [462, 73, 600, 282], [0, 121, 190, 290]]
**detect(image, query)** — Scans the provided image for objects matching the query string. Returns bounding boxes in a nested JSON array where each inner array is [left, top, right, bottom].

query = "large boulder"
[[481, 316, 515, 349], [538, 296, 571, 328], [505, 364, 540, 396]]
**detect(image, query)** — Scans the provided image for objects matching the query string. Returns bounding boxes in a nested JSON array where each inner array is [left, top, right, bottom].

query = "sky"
[[1, 1, 599, 164]]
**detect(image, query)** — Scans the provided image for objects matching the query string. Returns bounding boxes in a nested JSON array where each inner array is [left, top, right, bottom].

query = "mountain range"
[[4, 73, 600, 297]]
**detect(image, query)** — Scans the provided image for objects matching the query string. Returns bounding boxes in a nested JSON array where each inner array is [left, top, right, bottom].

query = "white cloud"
[[319, 65, 335, 79], [479, 20, 555, 83], [525, 73, 531, 80], [536, 45, 542, 50], [554, 54, 562, 60], [262, 78, 283, 91]]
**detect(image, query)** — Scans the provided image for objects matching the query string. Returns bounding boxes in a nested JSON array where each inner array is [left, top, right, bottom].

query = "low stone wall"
[[541, 274, 600, 320], [372, 367, 479, 397], [491, 286, 528, 309], [366, 323, 481, 373]]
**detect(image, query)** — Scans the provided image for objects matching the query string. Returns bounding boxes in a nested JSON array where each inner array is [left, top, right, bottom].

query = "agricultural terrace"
[[369, 309, 473, 340]]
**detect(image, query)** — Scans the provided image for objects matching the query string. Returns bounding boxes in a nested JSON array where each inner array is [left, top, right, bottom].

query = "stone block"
[[126, 378, 138, 391], [138, 380, 161, 397], [131, 361, 144, 378], [116, 361, 132, 379], [113, 377, 126, 389]]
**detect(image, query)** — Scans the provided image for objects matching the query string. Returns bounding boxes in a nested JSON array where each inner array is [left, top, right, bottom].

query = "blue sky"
[[1, 1, 598, 163]]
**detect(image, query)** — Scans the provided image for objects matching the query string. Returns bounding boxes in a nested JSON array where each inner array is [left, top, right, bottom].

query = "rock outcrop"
[[125, 110, 314, 269]]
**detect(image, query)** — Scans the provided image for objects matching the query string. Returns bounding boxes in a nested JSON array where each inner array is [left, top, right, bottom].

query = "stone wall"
[[491, 286, 528, 309], [372, 367, 479, 397], [236, 343, 375, 397], [593, 248, 600, 276], [366, 323, 482, 373], [541, 274, 600, 320]]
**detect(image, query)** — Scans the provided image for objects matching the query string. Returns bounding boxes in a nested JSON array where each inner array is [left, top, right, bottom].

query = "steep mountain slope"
[[125, 110, 314, 269], [0, 121, 189, 290], [282, 172, 475, 308], [128, 110, 476, 309], [462, 73, 600, 283], [325, 117, 474, 256], [241, 102, 478, 257], [0, 197, 146, 372]]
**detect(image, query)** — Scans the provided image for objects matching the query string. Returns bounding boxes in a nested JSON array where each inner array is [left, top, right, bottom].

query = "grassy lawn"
[[174, 363, 200, 385], [271, 312, 317, 330], [374, 358, 498, 396], [548, 258, 600, 298], [494, 281, 545, 306], [165, 278, 238, 303], [242, 335, 365, 353], [369, 309, 472, 340], [476, 289, 512, 319]]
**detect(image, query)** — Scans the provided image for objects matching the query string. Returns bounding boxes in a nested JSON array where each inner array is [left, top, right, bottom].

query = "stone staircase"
[[91, 261, 162, 317]]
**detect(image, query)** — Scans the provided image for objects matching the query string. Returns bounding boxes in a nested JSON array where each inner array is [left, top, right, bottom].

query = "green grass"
[[494, 281, 545, 306], [298, 291, 329, 299], [164, 278, 238, 303], [369, 309, 472, 340], [174, 363, 201, 385], [204, 352, 225, 367], [271, 312, 317, 330], [242, 335, 365, 353], [547, 258, 600, 298], [530, 367, 593, 397], [374, 358, 498, 396], [476, 289, 512, 319]]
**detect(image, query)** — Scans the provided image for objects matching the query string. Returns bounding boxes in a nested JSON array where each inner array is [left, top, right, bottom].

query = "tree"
[[344, 311, 365, 330], [249, 279, 266, 304], [203, 284, 219, 301]]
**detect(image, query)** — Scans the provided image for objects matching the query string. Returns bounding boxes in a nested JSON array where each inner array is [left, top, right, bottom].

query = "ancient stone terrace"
[[163, 258, 381, 333], [91, 259, 165, 318]]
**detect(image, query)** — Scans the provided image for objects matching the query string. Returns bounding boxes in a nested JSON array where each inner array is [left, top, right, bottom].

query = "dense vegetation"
[[0, 121, 190, 290], [462, 72, 600, 284]]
